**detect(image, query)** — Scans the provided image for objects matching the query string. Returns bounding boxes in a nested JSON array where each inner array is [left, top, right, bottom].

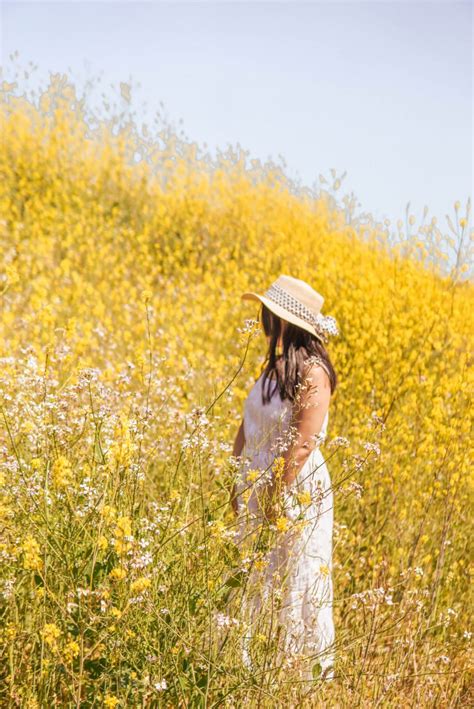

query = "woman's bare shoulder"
[[303, 355, 330, 378], [301, 356, 331, 396]]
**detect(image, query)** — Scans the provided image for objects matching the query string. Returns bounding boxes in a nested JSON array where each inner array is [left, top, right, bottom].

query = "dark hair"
[[259, 303, 338, 405]]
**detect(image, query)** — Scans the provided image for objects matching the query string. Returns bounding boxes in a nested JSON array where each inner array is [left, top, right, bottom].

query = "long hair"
[[259, 302, 338, 405]]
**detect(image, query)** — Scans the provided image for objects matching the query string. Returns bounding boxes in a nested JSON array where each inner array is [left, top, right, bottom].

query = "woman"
[[230, 274, 339, 682]]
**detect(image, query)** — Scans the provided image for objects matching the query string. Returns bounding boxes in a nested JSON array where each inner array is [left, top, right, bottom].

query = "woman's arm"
[[230, 420, 245, 515], [232, 419, 246, 458], [281, 364, 331, 486], [263, 364, 330, 518]]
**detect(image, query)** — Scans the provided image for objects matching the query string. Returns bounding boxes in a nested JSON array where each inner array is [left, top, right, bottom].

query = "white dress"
[[233, 367, 335, 681]]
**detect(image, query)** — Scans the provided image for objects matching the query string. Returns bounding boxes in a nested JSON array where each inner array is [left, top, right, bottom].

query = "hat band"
[[264, 282, 339, 343]]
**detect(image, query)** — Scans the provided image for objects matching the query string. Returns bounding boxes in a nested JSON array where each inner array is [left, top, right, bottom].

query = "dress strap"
[[304, 355, 330, 378]]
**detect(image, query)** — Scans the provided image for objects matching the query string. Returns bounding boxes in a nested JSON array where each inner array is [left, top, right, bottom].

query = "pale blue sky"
[[1, 1, 472, 229]]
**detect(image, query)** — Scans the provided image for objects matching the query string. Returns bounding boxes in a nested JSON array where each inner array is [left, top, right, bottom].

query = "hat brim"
[[241, 291, 323, 343]]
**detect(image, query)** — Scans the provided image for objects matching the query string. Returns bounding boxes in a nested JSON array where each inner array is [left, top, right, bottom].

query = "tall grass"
[[0, 71, 472, 707]]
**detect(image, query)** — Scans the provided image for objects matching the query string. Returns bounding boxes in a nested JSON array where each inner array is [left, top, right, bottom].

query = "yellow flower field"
[[0, 75, 472, 706]]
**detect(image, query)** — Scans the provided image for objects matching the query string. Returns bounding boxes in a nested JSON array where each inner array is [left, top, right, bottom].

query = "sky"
[[1, 0, 472, 230]]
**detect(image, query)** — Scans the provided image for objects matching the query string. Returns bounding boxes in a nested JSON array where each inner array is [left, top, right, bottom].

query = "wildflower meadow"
[[0, 74, 472, 707]]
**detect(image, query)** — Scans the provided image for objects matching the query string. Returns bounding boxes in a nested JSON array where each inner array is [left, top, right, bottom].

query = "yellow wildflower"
[[296, 490, 312, 506], [42, 623, 61, 651], [276, 517, 290, 533], [4, 623, 15, 641], [101, 505, 117, 522], [64, 639, 80, 662], [272, 457, 286, 478], [115, 516, 132, 537], [22, 535, 42, 571], [98, 535, 108, 551], [246, 469, 260, 483], [113, 516, 133, 555], [130, 577, 151, 594], [40, 660, 51, 677], [51, 454, 74, 489], [114, 539, 131, 555], [104, 695, 120, 708], [109, 567, 127, 581]]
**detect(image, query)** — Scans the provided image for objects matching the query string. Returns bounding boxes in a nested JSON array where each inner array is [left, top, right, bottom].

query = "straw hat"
[[241, 274, 339, 344]]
